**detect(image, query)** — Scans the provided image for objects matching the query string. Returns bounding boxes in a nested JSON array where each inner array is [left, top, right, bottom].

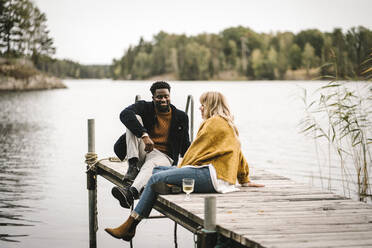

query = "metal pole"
[[185, 95, 194, 142], [174, 221, 178, 248], [87, 119, 97, 248], [185, 95, 190, 113], [190, 95, 194, 142], [197, 196, 217, 248]]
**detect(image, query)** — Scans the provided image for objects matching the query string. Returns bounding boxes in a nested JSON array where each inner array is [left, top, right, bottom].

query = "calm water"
[[0, 80, 370, 247]]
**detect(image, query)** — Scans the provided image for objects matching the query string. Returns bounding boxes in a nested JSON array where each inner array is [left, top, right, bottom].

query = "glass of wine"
[[182, 178, 195, 201]]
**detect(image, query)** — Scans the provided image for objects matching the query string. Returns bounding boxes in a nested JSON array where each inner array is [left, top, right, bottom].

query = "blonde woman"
[[105, 91, 263, 241]]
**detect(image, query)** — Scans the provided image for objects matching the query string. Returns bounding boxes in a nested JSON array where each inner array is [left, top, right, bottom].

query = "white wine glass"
[[182, 178, 195, 201]]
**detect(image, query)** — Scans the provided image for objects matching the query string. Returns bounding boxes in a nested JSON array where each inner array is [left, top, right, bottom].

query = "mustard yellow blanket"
[[179, 115, 250, 184]]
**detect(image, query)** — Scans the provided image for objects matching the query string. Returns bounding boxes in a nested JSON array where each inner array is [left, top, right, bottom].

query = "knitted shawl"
[[179, 115, 250, 184]]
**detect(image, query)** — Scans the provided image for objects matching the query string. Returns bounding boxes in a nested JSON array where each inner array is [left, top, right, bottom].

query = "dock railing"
[[185, 95, 194, 142]]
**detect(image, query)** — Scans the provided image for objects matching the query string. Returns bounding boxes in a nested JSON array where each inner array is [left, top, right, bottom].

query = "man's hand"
[[142, 136, 154, 153]]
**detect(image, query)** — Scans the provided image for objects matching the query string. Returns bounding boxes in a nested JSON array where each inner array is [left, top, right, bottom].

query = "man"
[[113, 81, 190, 209]]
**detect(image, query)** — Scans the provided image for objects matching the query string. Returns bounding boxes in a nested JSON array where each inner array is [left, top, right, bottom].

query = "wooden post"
[[87, 119, 97, 248], [204, 196, 216, 231], [197, 196, 217, 248]]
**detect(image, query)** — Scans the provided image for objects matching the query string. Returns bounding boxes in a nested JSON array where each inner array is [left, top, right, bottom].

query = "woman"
[[105, 91, 264, 241]]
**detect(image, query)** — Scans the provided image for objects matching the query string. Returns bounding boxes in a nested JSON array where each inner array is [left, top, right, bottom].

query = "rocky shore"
[[0, 59, 66, 91], [0, 74, 66, 90]]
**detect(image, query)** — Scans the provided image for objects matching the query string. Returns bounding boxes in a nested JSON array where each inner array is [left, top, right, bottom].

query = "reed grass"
[[299, 50, 372, 202]]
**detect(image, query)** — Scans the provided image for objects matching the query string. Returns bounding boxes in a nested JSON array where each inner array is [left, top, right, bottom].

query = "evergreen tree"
[[0, 0, 55, 58], [288, 44, 302, 70]]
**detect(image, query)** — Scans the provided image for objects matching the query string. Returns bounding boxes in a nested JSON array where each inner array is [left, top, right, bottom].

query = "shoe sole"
[[111, 187, 132, 209], [152, 182, 181, 195]]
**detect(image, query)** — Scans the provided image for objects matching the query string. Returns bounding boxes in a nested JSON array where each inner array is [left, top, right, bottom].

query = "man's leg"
[[131, 149, 173, 194], [112, 150, 172, 209], [124, 115, 147, 182], [111, 115, 148, 209]]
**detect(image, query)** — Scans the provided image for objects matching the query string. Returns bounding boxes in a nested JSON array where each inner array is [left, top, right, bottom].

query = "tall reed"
[[299, 50, 372, 202]]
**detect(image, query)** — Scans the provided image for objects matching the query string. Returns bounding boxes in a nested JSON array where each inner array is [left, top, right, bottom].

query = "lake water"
[[0, 79, 370, 247]]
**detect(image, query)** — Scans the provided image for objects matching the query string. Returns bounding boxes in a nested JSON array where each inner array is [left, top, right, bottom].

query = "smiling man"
[[112, 81, 190, 209]]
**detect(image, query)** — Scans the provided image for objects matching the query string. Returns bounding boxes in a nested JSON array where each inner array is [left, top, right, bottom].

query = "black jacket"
[[114, 100, 190, 165]]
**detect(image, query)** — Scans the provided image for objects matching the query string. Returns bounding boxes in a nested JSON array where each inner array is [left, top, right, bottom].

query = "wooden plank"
[[248, 231, 372, 241], [227, 223, 372, 235], [259, 238, 372, 248], [216, 214, 372, 225], [97, 159, 128, 179]]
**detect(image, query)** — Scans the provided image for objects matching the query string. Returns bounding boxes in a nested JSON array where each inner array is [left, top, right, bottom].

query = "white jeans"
[[126, 115, 173, 192]]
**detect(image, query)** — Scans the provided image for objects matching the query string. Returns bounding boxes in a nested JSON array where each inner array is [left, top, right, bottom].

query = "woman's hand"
[[242, 182, 265, 187]]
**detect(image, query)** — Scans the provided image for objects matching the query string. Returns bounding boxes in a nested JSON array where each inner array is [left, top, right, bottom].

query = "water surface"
[[0, 79, 370, 247]]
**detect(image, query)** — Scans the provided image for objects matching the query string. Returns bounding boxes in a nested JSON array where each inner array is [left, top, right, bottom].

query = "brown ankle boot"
[[105, 216, 140, 241]]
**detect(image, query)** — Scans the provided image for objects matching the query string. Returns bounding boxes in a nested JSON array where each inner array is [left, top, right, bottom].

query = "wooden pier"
[[95, 158, 372, 248], [85, 114, 372, 248]]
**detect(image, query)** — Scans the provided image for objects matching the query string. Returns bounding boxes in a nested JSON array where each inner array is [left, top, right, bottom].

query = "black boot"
[[112, 186, 135, 209], [124, 158, 140, 182]]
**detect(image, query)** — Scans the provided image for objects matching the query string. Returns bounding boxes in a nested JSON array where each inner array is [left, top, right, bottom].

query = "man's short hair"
[[150, 81, 171, 95]]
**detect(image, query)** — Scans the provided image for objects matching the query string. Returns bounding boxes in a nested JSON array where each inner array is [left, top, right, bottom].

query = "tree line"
[[33, 55, 111, 78], [1, 0, 371, 80], [112, 26, 372, 80]]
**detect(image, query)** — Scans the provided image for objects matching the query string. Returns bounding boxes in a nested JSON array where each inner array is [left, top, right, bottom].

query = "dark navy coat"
[[114, 100, 190, 165]]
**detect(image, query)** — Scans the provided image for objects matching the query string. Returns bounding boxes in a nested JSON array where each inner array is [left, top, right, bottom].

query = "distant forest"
[[33, 56, 112, 79], [113, 27, 372, 80], [1, 0, 371, 80]]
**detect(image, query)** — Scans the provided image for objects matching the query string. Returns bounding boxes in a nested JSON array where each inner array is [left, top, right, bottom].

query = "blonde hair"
[[200, 91, 239, 136]]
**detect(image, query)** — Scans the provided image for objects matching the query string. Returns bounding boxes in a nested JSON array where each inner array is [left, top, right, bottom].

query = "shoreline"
[[0, 74, 67, 91], [140, 68, 324, 81], [0, 60, 67, 91]]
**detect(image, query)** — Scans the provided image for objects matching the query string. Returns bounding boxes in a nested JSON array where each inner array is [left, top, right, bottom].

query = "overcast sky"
[[34, 0, 372, 65]]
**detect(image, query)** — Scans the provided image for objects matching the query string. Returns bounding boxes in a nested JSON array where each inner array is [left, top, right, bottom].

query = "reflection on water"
[[0, 94, 50, 242], [0, 80, 370, 247]]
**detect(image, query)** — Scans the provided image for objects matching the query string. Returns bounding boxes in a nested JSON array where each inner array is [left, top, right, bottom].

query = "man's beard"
[[155, 102, 170, 112]]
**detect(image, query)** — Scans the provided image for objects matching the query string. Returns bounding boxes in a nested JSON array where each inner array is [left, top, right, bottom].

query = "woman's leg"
[[152, 165, 176, 175], [134, 167, 215, 218]]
